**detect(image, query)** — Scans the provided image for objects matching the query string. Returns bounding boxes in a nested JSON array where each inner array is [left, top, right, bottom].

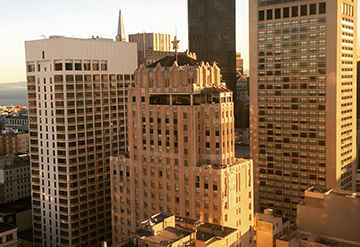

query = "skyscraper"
[[116, 10, 127, 42], [250, 0, 357, 219], [25, 36, 137, 246], [110, 54, 254, 246], [188, 0, 236, 93]]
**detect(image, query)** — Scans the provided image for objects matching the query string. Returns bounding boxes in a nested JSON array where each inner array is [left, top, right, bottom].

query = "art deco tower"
[[111, 53, 254, 246], [25, 36, 137, 246], [250, 0, 357, 219]]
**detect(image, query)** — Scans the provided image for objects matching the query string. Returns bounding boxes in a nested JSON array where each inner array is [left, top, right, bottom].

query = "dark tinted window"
[[267, 9, 273, 20], [319, 2, 326, 14], [292, 6, 298, 17], [301, 5, 307, 16], [310, 4, 317, 15], [275, 8, 281, 19], [259, 10, 265, 21], [283, 7, 289, 18]]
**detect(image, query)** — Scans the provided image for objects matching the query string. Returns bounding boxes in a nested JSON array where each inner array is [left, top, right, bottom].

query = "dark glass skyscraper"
[[188, 0, 236, 93]]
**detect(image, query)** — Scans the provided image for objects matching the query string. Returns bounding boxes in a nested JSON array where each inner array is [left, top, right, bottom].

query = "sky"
[[0, 0, 249, 84]]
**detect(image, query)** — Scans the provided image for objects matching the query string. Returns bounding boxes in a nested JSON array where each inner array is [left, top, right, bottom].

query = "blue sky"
[[0, 0, 249, 83]]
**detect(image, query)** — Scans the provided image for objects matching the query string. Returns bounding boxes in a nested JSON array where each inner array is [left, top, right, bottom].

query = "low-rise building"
[[0, 133, 29, 155], [0, 223, 18, 247], [0, 155, 31, 203], [131, 213, 240, 247], [3, 116, 28, 133], [255, 187, 360, 247]]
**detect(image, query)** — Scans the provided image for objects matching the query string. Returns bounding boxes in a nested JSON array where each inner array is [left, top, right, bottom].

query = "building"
[[235, 75, 249, 129], [188, 0, 236, 92], [116, 10, 126, 42], [3, 116, 28, 133], [110, 54, 254, 246], [236, 52, 244, 76], [0, 155, 30, 204], [25, 36, 137, 246], [356, 169, 360, 191], [0, 224, 18, 247], [131, 213, 240, 247], [255, 187, 360, 247], [129, 33, 171, 66], [250, 0, 358, 219], [0, 133, 29, 155]]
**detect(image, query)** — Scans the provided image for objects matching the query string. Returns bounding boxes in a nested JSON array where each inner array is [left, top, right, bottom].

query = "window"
[[275, 8, 281, 19], [292, 6, 298, 17], [283, 7, 289, 18], [42, 51, 45, 59], [54, 63, 62, 71], [259, 10, 265, 21], [75, 63, 82, 71], [65, 63, 72, 71], [301, 5, 307, 16], [319, 2, 326, 14], [266, 9, 273, 20], [310, 4, 317, 15], [93, 63, 99, 71]]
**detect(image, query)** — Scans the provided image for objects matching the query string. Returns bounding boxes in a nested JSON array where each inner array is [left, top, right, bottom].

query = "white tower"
[[116, 10, 126, 42]]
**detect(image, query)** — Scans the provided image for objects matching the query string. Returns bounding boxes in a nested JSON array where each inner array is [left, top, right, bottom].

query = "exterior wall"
[[0, 134, 29, 155], [188, 0, 236, 92], [250, 0, 358, 220], [128, 33, 171, 65], [236, 52, 244, 75], [297, 189, 360, 244], [0, 156, 31, 204], [111, 60, 254, 246], [0, 228, 18, 247], [25, 36, 137, 247]]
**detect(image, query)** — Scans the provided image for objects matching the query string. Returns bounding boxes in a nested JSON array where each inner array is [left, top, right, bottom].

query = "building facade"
[[128, 33, 171, 66], [0, 224, 18, 247], [236, 52, 244, 76], [25, 36, 137, 247], [110, 54, 254, 246], [0, 133, 29, 155], [0, 155, 30, 204], [250, 0, 358, 219], [188, 0, 236, 93]]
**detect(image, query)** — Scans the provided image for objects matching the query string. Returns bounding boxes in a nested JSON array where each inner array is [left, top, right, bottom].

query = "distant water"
[[0, 82, 27, 106]]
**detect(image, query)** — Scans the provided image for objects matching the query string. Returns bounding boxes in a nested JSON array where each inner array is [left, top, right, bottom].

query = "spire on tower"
[[116, 10, 126, 42]]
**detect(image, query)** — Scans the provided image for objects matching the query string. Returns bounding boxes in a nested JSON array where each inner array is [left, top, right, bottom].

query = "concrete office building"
[[110, 54, 254, 246], [25, 36, 137, 246], [250, 0, 358, 219], [0, 133, 29, 155], [0, 155, 30, 204], [129, 33, 171, 66], [188, 0, 236, 93]]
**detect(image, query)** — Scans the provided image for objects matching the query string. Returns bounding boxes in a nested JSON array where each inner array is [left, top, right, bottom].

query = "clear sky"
[[0, 0, 249, 84]]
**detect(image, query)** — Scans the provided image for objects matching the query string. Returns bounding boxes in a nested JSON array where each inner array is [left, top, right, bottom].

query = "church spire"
[[116, 10, 126, 42]]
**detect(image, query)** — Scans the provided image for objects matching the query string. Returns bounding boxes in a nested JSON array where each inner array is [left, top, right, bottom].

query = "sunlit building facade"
[[250, 0, 358, 219], [25, 36, 137, 247]]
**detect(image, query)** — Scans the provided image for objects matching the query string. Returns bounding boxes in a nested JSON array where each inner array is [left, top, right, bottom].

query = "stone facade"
[[111, 54, 254, 247], [0, 133, 29, 155]]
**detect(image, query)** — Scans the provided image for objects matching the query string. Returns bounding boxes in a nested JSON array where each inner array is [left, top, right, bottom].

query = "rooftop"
[[147, 53, 200, 68], [139, 227, 192, 246]]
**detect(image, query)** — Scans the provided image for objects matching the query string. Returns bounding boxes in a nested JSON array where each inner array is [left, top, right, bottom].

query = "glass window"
[[283, 7, 289, 18], [301, 5, 307, 16], [292, 6, 298, 17], [259, 10, 265, 21], [319, 3, 326, 14], [267, 9, 273, 20], [310, 4, 317, 15], [275, 8, 281, 19]]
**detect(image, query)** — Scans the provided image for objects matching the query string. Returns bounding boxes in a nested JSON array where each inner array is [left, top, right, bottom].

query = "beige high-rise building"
[[25, 36, 137, 247], [128, 33, 171, 65], [0, 133, 29, 155], [110, 54, 254, 246], [250, 0, 358, 219]]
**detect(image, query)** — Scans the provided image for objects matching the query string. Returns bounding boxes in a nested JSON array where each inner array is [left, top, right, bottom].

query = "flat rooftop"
[[140, 226, 192, 246]]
